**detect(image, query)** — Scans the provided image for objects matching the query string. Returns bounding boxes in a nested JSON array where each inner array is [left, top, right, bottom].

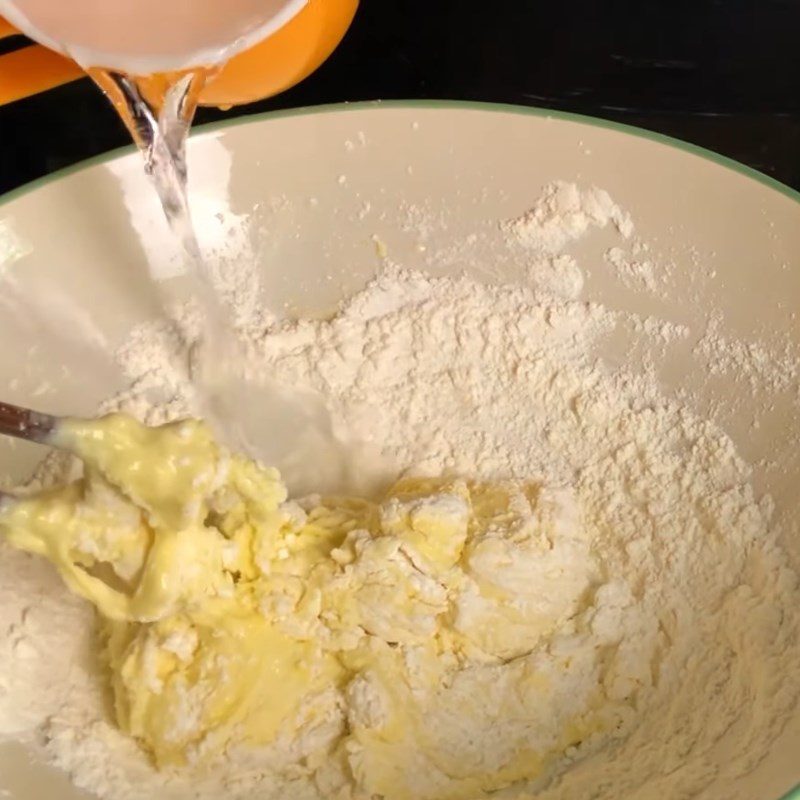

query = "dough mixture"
[[1, 412, 605, 799]]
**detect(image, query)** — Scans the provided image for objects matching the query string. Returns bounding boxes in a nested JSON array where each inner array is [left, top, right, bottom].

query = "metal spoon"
[[0, 401, 60, 506], [0, 400, 57, 444]]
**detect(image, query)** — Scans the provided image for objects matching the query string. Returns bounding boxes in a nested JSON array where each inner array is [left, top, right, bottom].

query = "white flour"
[[502, 181, 633, 253], [695, 312, 800, 395], [0, 183, 798, 800]]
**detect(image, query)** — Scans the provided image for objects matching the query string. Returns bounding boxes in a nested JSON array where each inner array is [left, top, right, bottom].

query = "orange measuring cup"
[[0, 0, 358, 107]]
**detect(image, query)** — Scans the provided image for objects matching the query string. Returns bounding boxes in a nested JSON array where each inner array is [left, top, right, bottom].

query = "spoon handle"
[[0, 401, 57, 443]]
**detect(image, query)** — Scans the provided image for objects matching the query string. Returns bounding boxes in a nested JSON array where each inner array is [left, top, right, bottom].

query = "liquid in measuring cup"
[[0, 0, 308, 73]]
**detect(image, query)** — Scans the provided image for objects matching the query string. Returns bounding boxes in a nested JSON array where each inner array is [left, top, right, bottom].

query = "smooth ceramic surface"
[[0, 101, 798, 800]]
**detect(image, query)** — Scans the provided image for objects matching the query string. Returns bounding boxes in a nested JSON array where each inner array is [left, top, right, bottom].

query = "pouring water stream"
[[88, 67, 375, 496]]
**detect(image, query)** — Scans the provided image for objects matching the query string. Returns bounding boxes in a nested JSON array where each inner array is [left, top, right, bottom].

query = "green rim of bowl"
[[1, 99, 800, 209], [1, 99, 799, 800]]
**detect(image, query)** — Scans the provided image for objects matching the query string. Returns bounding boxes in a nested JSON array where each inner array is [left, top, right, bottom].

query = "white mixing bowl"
[[0, 102, 798, 800]]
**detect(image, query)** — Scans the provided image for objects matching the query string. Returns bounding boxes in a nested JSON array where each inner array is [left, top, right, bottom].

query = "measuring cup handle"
[[0, 18, 84, 105], [0, 1, 358, 107]]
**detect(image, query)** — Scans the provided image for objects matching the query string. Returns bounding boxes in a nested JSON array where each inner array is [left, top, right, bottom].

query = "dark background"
[[2, 0, 800, 194]]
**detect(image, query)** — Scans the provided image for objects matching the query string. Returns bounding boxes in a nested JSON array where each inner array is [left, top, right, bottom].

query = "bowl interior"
[[0, 102, 798, 800]]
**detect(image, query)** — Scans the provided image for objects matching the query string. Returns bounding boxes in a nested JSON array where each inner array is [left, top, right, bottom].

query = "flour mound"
[[502, 181, 633, 253]]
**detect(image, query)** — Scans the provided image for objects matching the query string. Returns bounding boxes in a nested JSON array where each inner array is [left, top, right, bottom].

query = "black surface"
[[2, 0, 800, 194]]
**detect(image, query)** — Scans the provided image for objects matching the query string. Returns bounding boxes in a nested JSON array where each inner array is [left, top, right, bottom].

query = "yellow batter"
[[0, 414, 603, 799]]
